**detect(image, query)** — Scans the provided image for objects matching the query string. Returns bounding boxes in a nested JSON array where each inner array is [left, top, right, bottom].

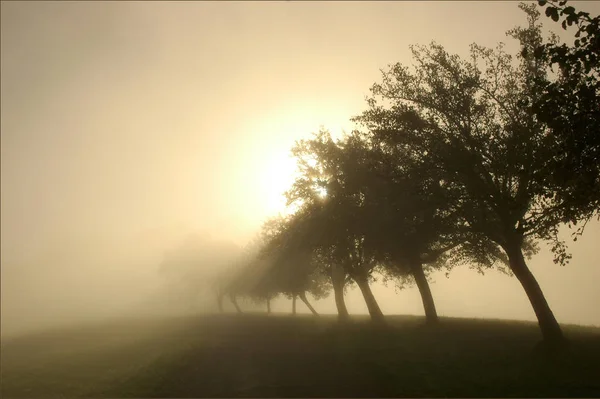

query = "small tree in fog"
[[158, 233, 244, 313], [256, 215, 331, 316]]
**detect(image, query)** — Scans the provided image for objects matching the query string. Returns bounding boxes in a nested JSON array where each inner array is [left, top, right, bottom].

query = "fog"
[[2, 1, 600, 339]]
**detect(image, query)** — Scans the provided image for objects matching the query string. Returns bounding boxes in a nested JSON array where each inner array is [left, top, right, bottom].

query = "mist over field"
[[2, 1, 600, 397], [2, 0, 600, 340], [2, 221, 599, 338]]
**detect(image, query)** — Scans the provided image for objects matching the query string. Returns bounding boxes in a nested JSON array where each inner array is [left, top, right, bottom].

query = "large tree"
[[354, 6, 574, 348]]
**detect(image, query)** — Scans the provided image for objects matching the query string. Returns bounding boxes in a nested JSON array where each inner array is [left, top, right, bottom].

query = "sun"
[[260, 151, 299, 216], [258, 152, 329, 219], [241, 104, 354, 223]]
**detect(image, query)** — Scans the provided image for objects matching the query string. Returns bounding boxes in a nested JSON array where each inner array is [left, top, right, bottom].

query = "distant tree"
[[226, 261, 271, 314], [158, 233, 244, 313], [220, 235, 283, 314], [263, 208, 353, 320], [353, 6, 574, 348], [256, 214, 331, 316], [245, 258, 278, 314]]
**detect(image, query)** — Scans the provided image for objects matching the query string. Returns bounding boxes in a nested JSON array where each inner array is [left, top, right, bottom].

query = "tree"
[[353, 7, 572, 348], [287, 132, 389, 322], [339, 131, 461, 325], [314, 247, 352, 321], [255, 214, 331, 316], [265, 207, 352, 320], [158, 233, 244, 313], [245, 259, 278, 314]]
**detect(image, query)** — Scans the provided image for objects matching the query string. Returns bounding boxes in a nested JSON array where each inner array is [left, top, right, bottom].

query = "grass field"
[[1, 313, 600, 398]]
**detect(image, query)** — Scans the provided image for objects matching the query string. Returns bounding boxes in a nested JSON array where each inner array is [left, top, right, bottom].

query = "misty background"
[[2, 1, 599, 338]]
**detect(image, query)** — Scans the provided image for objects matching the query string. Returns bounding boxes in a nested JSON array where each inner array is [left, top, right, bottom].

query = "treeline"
[[163, 1, 599, 351]]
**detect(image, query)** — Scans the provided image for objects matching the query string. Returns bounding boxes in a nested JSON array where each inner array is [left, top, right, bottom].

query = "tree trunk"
[[292, 295, 297, 315], [411, 261, 439, 324], [354, 275, 384, 322], [229, 293, 242, 314], [266, 297, 271, 314], [504, 240, 566, 348], [299, 291, 319, 316], [331, 264, 349, 321], [216, 292, 224, 313], [333, 285, 349, 321]]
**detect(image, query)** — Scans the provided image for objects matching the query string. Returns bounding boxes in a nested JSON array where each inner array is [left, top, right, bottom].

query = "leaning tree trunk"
[[410, 261, 439, 324], [354, 274, 384, 322], [333, 285, 349, 321], [292, 295, 297, 315], [229, 293, 242, 314], [331, 265, 349, 321], [504, 239, 566, 348], [266, 297, 271, 314], [299, 291, 319, 316]]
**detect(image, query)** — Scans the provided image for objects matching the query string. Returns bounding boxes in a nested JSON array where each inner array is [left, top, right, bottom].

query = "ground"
[[1, 314, 600, 398]]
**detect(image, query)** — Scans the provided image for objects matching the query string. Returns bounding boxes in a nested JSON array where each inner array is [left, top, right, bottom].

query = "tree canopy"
[[532, 0, 600, 230]]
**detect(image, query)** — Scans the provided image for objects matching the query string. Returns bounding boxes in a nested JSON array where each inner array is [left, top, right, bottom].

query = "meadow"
[[2, 314, 600, 398]]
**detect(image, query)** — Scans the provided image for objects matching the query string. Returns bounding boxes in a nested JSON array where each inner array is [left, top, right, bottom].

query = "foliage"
[[252, 212, 332, 301], [353, 7, 564, 265], [287, 131, 386, 284], [532, 0, 600, 231]]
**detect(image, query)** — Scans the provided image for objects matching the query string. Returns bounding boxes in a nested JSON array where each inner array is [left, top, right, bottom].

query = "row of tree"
[[161, 1, 598, 350]]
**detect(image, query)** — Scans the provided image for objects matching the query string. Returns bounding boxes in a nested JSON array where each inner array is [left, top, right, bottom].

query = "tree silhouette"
[[353, 7, 575, 348], [335, 131, 466, 325], [158, 233, 244, 313], [289, 129, 505, 325], [287, 132, 391, 322], [253, 214, 331, 316], [314, 246, 352, 321]]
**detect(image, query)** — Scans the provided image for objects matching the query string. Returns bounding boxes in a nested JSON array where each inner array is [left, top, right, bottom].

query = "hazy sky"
[[2, 1, 599, 335]]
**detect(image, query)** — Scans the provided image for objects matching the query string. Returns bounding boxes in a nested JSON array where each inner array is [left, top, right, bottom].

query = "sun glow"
[[242, 105, 355, 224], [316, 186, 327, 198], [261, 151, 299, 217]]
